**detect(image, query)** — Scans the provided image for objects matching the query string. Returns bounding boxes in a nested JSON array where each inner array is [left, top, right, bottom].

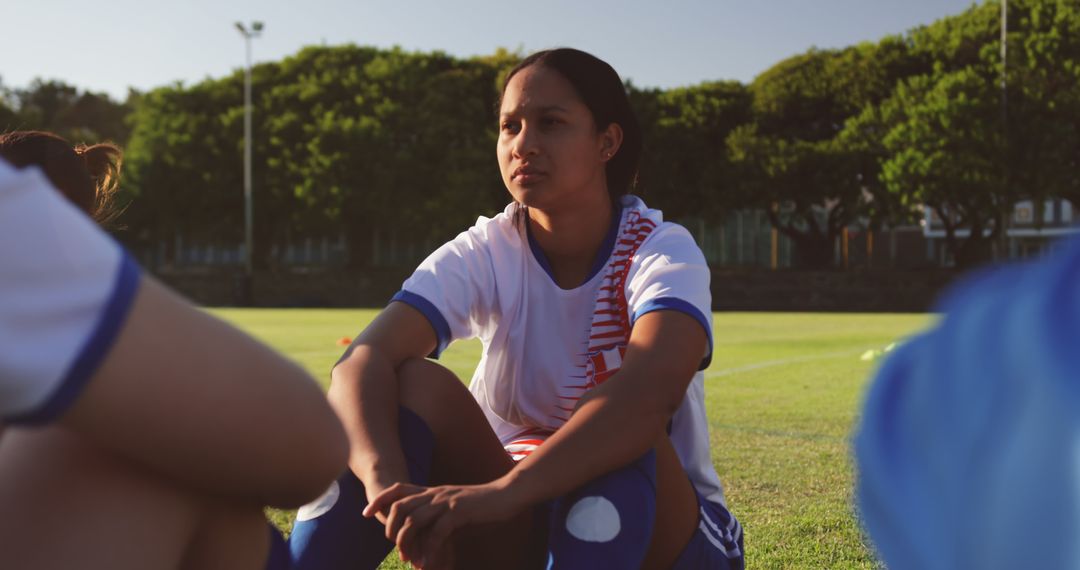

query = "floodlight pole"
[[1001, 0, 1007, 111], [236, 21, 262, 302], [999, 0, 1010, 259]]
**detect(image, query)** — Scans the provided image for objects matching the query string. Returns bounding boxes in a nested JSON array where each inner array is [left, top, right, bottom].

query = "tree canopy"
[[3, 0, 1077, 270]]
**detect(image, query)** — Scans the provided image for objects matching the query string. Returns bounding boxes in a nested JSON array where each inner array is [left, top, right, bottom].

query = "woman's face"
[[497, 64, 621, 212]]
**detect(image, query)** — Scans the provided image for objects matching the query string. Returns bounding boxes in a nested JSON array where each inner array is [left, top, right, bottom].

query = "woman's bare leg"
[[0, 427, 271, 570], [641, 435, 700, 569], [395, 357, 542, 568]]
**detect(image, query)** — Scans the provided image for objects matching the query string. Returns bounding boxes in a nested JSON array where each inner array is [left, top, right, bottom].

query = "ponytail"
[[75, 142, 123, 227], [0, 131, 124, 227]]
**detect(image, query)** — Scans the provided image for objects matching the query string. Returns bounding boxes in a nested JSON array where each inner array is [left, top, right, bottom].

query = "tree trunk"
[[765, 208, 836, 269], [951, 218, 995, 270]]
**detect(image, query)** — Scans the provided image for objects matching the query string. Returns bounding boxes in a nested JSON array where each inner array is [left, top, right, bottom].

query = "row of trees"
[[0, 79, 131, 144], [729, 0, 1080, 267], [3, 0, 1077, 268]]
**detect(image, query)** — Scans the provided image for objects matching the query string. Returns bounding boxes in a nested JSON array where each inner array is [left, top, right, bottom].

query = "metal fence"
[[134, 209, 1075, 272]]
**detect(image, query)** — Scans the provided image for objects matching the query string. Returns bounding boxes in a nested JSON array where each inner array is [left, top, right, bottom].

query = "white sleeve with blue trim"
[[625, 222, 713, 369], [394, 219, 499, 357], [0, 162, 141, 426]]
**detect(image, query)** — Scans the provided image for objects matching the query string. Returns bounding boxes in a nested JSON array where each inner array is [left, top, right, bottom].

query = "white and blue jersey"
[[393, 194, 727, 508], [0, 160, 140, 426]]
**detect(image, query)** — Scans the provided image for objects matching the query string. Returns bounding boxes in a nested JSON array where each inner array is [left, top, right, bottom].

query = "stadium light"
[[235, 21, 263, 302], [999, 0, 1009, 257]]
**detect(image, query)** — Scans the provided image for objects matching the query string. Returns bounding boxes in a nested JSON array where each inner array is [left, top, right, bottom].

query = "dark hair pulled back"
[[501, 48, 642, 203]]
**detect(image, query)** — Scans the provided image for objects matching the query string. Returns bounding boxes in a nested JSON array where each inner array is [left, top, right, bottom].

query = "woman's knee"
[[397, 357, 468, 402], [181, 502, 272, 570], [0, 427, 204, 568], [396, 357, 475, 430], [396, 357, 513, 484]]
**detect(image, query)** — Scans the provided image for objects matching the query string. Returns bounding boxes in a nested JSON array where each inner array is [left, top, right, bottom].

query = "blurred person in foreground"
[[0, 130, 349, 569], [856, 234, 1080, 569]]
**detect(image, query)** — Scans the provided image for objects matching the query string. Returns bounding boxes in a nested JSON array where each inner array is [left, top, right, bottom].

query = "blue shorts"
[[541, 487, 744, 570], [673, 490, 744, 570]]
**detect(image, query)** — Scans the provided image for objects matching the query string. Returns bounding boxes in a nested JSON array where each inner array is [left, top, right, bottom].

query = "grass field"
[[212, 309, 934, 569]]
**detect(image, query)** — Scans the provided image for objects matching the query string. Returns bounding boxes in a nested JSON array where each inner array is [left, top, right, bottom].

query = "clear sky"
[[6, 0, 981, 101]]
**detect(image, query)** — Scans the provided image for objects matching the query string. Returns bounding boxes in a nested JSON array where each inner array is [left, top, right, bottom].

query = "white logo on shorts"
[[295, 480, 340, 522], [565, 496, 621, 542]]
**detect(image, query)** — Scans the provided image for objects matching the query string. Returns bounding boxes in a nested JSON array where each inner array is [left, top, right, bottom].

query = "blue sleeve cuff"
[[631, 297, 713, 370], [8, 253, 142, 426], [390, 290, 452, 359]]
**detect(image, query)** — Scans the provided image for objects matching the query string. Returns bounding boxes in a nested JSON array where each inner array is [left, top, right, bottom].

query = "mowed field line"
[[706, 348, 865, 379], [710, 420, 851, 444], [705, 347, 889, 445]]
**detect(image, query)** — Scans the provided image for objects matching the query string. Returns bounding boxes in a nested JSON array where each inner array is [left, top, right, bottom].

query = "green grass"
[[212, 309, 934, 569]]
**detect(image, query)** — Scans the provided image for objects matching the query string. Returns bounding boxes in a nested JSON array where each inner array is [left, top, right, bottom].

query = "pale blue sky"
[[5, 0, 980, 101]]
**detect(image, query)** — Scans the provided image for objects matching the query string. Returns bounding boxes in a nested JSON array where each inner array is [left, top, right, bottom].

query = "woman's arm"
[[369, 310, 707, 563], [505, 309, 705, 502], [328, 302, 438, 505], [61, 276, 349, 509]]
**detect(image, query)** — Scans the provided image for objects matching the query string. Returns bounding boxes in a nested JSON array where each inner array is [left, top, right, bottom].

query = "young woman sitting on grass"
[[289, 49, 744, 570]]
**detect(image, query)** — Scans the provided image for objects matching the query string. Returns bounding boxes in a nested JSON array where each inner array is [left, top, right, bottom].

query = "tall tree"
[[9, 79, 131, 144], [633, 81, 751, 223], [728, 40, 920, 267], [877, 67, 1009, 268], [122, 45, 516, 268], [866, 0, 1080, 268]]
